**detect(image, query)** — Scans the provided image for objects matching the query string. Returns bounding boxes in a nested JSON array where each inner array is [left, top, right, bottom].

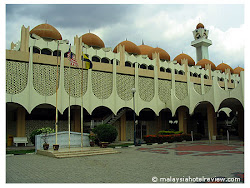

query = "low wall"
[[35, 131, 90, 152]]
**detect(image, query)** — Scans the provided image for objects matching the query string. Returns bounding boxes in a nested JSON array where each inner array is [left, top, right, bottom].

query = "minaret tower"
[[191, 23, 212, 62]]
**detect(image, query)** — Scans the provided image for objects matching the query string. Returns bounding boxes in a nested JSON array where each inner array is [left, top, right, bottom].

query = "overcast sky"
[[6, 3, 245, 68]]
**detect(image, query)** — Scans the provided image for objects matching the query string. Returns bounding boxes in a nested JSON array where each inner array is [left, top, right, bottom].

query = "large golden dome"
[[30, 23, 62, 40], [196, 59, 216, 70], [233, 67, 244, 75], [216, 63, 233, 73], [174, 53, 195, 66], [81, 33, 105, 48], [148, 47, 170, 61], [138, 44, 154, 55], [113, 40, 141, 55]]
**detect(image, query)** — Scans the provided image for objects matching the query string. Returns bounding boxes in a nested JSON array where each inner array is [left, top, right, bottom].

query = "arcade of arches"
[[7, 98, 244, 144]]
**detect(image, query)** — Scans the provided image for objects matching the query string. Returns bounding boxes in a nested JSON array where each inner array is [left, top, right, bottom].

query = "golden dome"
[[30, 23, 62, 40], [196, 59, 216, 70], [174, 53, 195, 66], [196, 23, 205, 29], [113, 40, 141, 55], [233, 67, 244, 75], [148, 47, 170, 61], [216, 63, 234, 73], [81, 33, 105, 48], [138, 44, 154, 55]]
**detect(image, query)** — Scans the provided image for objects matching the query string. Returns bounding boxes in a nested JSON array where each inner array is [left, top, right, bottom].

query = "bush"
[[93, 124, 118, 143], [29, 127, 55, 145], [158, 130, 183, 135], [182, 134, 192, 141], [173, 134, 184, 142], [144, 135, 158, 143]]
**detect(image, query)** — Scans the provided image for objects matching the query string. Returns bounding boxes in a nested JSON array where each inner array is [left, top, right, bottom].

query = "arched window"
[[178, 70, 184, 75], [101, 57, 110, 64], [193, 73, 198, 77], [175, 69, 178, 74], [41, 48, 52, 55], [166, 68, 171, 73], [140, 64, 147, 69], [125, 61, 132, 67], [148, 65, 154, 70], [92, 56, 100, 62], [160, 67, 165, 72], [33, 46, 40, 54], [190, 72, 193, 77], [198, 74, 201, 78], [231, 79, 234, 83], [220, 78, 224, 81], [53, 50, 61, 57], [204, 75, 209, 79], [111, 59, 119, 65]]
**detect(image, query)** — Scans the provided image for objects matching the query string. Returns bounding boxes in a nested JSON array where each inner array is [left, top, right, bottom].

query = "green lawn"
[[6, 149, 35, 155]]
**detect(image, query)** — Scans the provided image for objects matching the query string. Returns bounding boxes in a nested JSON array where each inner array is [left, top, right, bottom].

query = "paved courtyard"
[[6, 140, 244, 183]]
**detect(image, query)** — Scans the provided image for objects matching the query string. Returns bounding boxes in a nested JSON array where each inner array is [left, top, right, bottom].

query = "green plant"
[[93, 124, 118, 143], [182, 134, 192, 141], [158, 130, 184, 135], [29, 127, 55, 145]]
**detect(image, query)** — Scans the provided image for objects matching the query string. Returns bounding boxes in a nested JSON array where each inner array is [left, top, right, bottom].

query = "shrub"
[[29, 127, 55, 145], [158, 130, 183, 135], [173, 134, 184, 142], [182, 134, 192, 141], [93, 124, 118, 143], [144, 135, 158, 143]]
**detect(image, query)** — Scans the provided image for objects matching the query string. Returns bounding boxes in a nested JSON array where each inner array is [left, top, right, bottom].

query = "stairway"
[[37, 147, 120, 159], [103, 109, 127, 125]]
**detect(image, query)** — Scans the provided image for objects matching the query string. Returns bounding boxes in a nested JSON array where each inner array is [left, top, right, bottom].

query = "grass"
[[6, 149, 35, 155]]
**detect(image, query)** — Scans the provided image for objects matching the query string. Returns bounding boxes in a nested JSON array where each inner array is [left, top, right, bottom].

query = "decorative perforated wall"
[[6, 61, 28, 94], [33, 64, 59, 96], [175, 82, 188, 100], [138, 77, 155, 102], [204, 85, 212, 94], [117, 74, 135, 101], [64, 67, 88, 98], [158, 79, 172, 103], [194, 84, 202, 95], [92, 71, 113, 99]]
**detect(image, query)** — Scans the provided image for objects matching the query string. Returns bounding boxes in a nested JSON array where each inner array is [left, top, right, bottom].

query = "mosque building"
[[6, 22, 244, 145]]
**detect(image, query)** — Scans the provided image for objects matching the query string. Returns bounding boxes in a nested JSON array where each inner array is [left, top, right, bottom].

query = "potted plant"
[[89, 132, 96, 147], [53, 144, 59, 150], [42, 133, 49, 150]]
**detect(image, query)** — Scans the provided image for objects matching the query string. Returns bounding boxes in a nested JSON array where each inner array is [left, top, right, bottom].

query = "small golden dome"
[[148, 47, 170, 61], [174, 53, 195, 66], [81, 33, 105, 48], [233, 67, 244, 76], [196, 23, 205, 29], [196, 59, 216, 70], [216, 63, 234, 73], [113, 40, 141, 55], [30, 23, 62, 40]]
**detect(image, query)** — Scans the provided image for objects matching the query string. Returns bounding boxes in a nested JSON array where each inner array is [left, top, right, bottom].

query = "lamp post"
[[132, 88, 136, 146]]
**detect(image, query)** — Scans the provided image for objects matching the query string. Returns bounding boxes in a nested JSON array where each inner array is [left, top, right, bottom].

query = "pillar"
[[237, 108, 244, 139], [156, 116, 162, 133], [178, 107, 188, 133], [120, 113, 126, 141], [207, 103, 217, 139], [16, 107, 26, 137], [74, 109, 81, 132]]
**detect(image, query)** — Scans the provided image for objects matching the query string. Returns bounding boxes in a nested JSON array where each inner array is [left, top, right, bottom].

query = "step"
[[53, 149, 119, 157], [55, 151, 120, 158]]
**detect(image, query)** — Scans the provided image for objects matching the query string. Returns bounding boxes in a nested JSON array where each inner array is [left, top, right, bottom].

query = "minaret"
[[191, 23, 212, 62]]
